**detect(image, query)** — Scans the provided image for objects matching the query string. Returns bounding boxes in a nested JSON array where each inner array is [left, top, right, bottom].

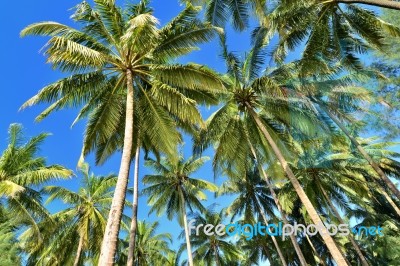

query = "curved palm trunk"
[[181, 195, 194, 266], [99, 69, 135, 266], [73, 234, 84, 266], [256, 202, 288, 266], [246, 104, 349, 266], [305, 234, 328, 266], [127, 146, 140, 266], [318, 184, 369, 266], [248, 141, 308, 266], [320, 105, 400, 201], [337, 0, 400, 10]]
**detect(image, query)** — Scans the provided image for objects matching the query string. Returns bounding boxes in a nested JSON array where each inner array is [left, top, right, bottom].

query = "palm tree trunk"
[[99, 69, 135, 266], [257, 203, 288, 266], [305, 234, 328, 266], [214, 245, 221, 266], [181, 195, 194, 266], [318, 184, 369, 266], [248, 137, 309, 266], [73, 234, 84, 266], [337, 0, 400, 10], [320, 104, 400, 201], [262, 245, 273, 264], [246, 104, 349, 266], [127, 146, 140, 266], [379, 187, 400, 217]]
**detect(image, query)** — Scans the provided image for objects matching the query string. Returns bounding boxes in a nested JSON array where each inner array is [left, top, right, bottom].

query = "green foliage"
[[142, 155, 217, 224], [15, 0, 400, 265], [20, 163, 123, 266], [180, 208, 243, 265], [0, 207, 21, 266], [362, 10, 400, 139], [20, 1, 225, 165], [0, 124, 72, 242]]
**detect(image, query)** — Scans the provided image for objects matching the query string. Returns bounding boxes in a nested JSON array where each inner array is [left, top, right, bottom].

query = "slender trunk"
[[181, 195, 194, 266], [262, 245, 273, 264], [319, 184, 369, 266], [380, 187, 400, 217], [73, 234, 84, 266], [246, 104, 348, 266], [214, 245, 221, 266], [127, 146, 140, 266], [320, 104, 400, 201], [99, 69, 135, 266], [337, 0, 400, 10], [257, 203, 288, 266], [305, 234, 328, 266], [248, 139, 309, 266]]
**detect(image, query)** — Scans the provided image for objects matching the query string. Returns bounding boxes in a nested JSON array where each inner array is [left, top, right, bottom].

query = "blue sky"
[[2, 1, 398, 263]]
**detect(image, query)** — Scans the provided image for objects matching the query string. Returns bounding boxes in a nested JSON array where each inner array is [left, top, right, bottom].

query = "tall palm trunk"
[[256, 201, 288, 266], [305, 234, 328, 266], [99, 69, 135, 265], [246, 104, 348, 266], [318, 184, 369, 266], [248, 140, 309, 266], [338, 0, 400, 10], [320, 104, 400, 201], [181, 193, 194, 266], [127, 146, 140, 266], [73, 234, 84, 266]]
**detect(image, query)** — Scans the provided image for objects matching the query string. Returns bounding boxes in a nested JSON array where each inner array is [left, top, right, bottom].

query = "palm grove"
[[1, 0, 400, 265]]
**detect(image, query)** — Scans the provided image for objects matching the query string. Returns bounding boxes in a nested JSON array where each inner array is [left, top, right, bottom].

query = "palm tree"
[[195, 35, 348, 264], [282, 73, 400, 202], [183, 208, 242, 265], [0, 123, 72, 243], [20, 162, 124, 266], [289, 141, 371, 266], [130, 221, 174, 266], [219, 161, 289, 265], [0, 206, 21, 265], [20, 1, 225, 263], [183, 0, 267, 31], [265, 0, 400, 69], [142, 155, 217, 266], [127, 145, 140, 266]]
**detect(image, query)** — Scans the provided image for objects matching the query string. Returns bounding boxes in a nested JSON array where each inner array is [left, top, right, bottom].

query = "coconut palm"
[[195, 34, 348, 264], [20, 163, 124, 266], [182, 208, 242, 265], [20, 1, 225, 263], [142, 155, 217, 266], [280, 72, 400, 202], [130, 221, 174, 266], [219, 161, 289, 265], [182, 0, 267, 31], [265, 0, 400, 69], [0, 206, 21, 265], [288, 141, 371, 266], [0, 123, 72, 243]]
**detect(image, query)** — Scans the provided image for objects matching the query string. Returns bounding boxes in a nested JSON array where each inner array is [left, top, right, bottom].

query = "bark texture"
[[99, 69, 135, 265]]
